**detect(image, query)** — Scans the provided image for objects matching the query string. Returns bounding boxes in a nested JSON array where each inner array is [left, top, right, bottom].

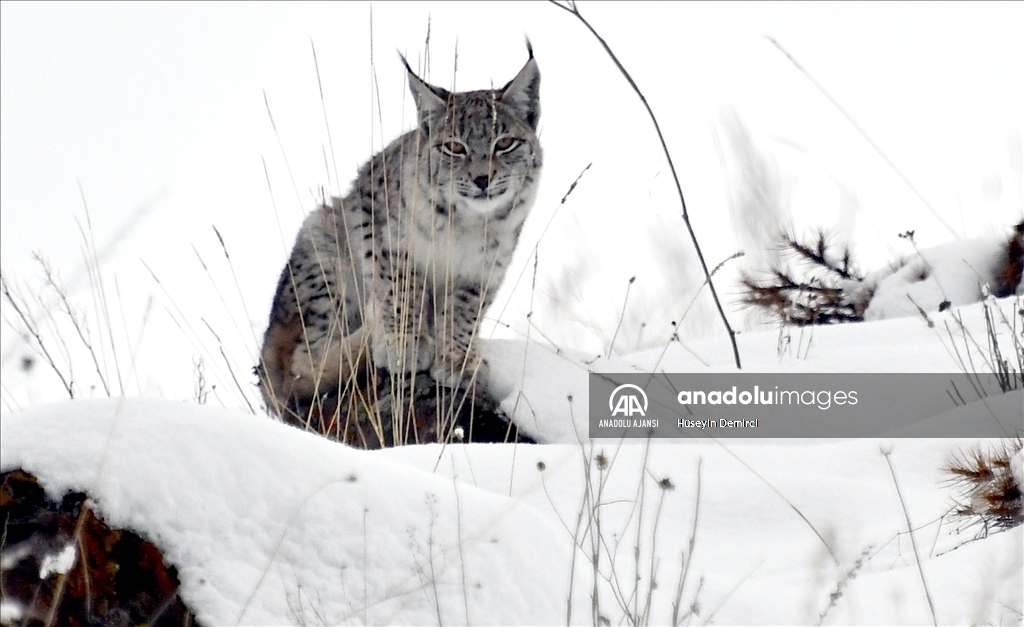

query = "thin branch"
[[883, 447, 938, 627], [719, 441, 838, 564], [263, 89, 305, 211], [549, 0, 742, 369], [311, 39, 341, 195], [672, 457, 701, 626], [0, 272, 75, 398], [607, 276, 635, 358]]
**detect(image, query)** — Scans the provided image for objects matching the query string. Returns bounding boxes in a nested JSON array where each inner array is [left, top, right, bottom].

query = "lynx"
[[259, 47, 542, 423]]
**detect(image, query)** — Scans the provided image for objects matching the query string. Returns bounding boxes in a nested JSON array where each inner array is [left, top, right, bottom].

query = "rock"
[[0, 470, 200, 627]]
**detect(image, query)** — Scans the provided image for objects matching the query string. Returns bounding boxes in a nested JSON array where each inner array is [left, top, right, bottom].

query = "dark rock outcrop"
[[0, 470, 200, 627]]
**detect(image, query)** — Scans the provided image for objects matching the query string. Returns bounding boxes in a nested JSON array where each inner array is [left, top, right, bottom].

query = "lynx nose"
[[472, 175, 490, 191]]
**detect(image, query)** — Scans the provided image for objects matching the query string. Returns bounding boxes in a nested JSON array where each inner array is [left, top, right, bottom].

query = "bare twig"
[[882, 447, 938, 627], [549, 0, 742, 369], [0, 273, 75, 398], [311, 39, 341, 195], [607, 276, 635, 358], [43, 253, 112, 396], [671, 457, 701, 626], [718, 442, 838, 564], [263, 89, 305, 211]]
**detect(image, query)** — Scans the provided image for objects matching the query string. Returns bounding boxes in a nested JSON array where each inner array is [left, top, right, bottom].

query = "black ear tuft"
[[525, 36, 534, 60], [399, 51, 450, 133], [398, 51, 415, 76], [500, 51, 541, 130]]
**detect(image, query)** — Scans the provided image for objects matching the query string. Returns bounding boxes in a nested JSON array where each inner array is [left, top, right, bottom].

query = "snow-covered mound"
[[3, 309, 1022, 626], [865, 234, 1019, 320], [487, 296, 1024, 444], [1, 399, 570, 625]]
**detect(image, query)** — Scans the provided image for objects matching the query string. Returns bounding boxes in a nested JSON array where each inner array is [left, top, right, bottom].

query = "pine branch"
[[741, 230, 870, 325], [945, 438, 1023, 537]]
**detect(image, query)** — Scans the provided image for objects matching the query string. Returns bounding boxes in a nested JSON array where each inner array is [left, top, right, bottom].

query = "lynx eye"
[[493, 136, 519, 154], [439, 140, 468, 157]]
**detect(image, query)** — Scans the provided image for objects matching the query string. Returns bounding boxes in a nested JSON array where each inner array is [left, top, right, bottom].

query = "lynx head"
[[402, 46, 542, 217]]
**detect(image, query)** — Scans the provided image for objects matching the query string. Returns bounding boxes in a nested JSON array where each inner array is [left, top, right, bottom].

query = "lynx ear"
[[499, 45, 540, 130], [400, 53, 449, 133]]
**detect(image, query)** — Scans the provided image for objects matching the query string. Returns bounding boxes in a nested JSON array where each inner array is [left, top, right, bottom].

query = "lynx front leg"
[[367, 250, 433, 376], [431, 284, 490, 389]]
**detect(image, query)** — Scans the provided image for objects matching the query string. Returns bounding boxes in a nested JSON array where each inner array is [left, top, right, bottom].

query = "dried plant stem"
[[44, 505, 90, 627], [607, 276, 635, 358], [719, 442, 837, 564], [671, 457, 701, 626], [549, 0, 742, 369], [0, 273, 75, 398], [311, 39, 341, 195], [883, 448, 938, 627]]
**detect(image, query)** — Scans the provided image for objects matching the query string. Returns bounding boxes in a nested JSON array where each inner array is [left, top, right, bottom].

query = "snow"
[[0, 603, 22, 625], [1, 399, 571, 625], [2, 4, 1022, 625], [3, 296, 1022, 625], [487, 294, 1023, 444], [37, 544, 76, 580], [864, 235, 1016, 320]]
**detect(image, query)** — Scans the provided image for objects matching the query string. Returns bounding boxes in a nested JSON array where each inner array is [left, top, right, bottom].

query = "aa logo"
[[609, 384, 648, 417]]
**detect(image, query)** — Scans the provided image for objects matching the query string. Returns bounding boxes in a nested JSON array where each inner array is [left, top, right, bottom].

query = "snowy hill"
[[3, 296, 1022, 625]]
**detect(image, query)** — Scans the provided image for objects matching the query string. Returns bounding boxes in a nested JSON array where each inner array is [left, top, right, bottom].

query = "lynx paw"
[[431, 348, 489, 390], [373, 333, 432, 376]]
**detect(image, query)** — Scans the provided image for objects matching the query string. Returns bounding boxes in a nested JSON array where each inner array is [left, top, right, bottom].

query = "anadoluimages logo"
[[609, 384, 648, 417]]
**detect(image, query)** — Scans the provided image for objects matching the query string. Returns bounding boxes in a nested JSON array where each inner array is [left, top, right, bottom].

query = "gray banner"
[[589, 373, 1023, 438]]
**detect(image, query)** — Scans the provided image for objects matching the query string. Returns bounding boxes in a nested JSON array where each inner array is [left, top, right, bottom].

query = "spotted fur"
[[259, 49, 542, 420]]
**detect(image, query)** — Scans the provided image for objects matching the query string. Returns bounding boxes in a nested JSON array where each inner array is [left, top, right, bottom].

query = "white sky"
[[3, 1, 1021, 268], [1, 1, 1021, 397]]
